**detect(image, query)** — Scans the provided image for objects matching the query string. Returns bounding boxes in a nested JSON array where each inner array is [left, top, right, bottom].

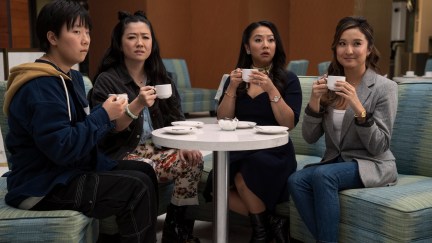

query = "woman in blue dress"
[[217, 21, 302, 243]]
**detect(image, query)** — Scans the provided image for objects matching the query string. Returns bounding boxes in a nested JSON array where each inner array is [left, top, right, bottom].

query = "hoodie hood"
[[3, 62, 71, 116]]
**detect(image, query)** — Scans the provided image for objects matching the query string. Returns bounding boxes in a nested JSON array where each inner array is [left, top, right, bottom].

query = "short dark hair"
[[36, 0, 92, 52]]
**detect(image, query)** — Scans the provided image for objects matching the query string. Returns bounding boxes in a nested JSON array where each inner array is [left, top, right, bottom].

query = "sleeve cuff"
[[305, 104, 325, 118], [354, 112, 374, 127]]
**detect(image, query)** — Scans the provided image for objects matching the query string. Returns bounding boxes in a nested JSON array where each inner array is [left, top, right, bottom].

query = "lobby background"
[[1, 0, 395, 89]]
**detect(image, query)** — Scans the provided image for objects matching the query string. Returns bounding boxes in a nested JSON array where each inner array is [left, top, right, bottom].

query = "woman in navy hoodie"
[[3, 1, 157, 242]]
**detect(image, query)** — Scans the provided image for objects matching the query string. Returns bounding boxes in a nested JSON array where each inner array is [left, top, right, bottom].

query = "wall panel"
[[87, 0, 359, 87], [10, 0, 30, 48], [0, 0, 9, 48]]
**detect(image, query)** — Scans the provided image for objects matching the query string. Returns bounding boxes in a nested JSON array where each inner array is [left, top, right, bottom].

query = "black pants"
[[32, 160, 158, 243]]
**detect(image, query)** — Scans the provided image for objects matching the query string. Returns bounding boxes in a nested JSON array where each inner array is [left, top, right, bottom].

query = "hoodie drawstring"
[[59, 75, 71, 121]]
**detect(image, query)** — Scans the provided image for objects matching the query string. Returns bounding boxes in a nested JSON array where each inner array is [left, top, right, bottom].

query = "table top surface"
[[393, 76, 432, 83], [152, 124, 289, 151]]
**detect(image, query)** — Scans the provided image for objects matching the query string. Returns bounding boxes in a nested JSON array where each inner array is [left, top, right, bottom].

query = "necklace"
[[135, 76, 147, 86], [252, 63, 273, 75]]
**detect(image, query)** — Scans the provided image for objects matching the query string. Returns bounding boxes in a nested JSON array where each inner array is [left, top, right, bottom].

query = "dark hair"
[[327, 16, 380, 76], [235, 21, 287, 95], [94, 11, 169, 85], [36, 0, 91, 52]]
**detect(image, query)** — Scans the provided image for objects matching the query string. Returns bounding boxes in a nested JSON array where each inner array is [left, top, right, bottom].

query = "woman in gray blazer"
[[288, 16, 398, 243]]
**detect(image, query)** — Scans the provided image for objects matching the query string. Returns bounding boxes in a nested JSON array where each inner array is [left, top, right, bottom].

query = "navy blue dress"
[[221, 70, 302, 212]]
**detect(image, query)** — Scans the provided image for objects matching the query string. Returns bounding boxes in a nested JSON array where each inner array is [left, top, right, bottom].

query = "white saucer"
[[403, 75, 417, 78], [422, 75, 432, 78], [255, 126, 288, 134], [236, 121, 256, 129], [163, 126, 196, 134], [171, 120, 204, 128]]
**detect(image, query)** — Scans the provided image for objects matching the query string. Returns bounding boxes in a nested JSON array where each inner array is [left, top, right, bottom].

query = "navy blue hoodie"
[[4, 61, 117, 208]]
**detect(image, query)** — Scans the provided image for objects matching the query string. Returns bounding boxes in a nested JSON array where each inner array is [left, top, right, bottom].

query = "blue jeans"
[[288, 161, 364, 243]]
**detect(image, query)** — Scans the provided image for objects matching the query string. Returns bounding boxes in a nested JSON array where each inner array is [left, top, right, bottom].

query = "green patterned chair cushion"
[[391, 83, 432, 177], [0, 177, 98, 242], [289, 76, 326, 158], [290, 174, 432, 242], [179, 88, 217, 114], [162, 58, 217, 114], [0, 81, 9, 163], [162, 58, 192, 89], [286, 59, 309, 76]]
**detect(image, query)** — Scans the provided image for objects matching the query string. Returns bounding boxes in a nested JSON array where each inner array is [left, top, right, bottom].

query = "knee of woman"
[[312, 166, 333, 180], [288, 172, 302, 187], [234, 173, 247, 190]]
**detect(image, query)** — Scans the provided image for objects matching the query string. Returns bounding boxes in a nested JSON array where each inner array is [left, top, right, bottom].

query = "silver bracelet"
[[125, 104, 139, 120]]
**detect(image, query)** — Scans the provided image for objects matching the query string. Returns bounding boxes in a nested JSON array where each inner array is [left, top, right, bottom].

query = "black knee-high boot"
[[162, 203, 200, 243], [269, 214, 290, 243], [249, 211, 270, 243]]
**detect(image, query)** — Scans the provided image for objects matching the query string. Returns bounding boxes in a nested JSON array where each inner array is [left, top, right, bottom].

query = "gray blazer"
[[302, 69, 398, 187]]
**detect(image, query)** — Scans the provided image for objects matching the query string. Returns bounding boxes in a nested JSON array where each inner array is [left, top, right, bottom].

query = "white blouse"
[[332, 108, 346, 144]]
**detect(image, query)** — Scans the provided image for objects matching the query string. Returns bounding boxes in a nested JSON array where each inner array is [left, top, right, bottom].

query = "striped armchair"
[[286, 59, 309, 76], [162, 58, 217, 115]]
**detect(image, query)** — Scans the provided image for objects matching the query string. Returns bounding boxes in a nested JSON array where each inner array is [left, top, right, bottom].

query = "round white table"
[[152, 124, 289, 243]]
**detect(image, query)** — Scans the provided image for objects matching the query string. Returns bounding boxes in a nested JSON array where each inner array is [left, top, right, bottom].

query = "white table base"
[[213, 151, 229, 243]]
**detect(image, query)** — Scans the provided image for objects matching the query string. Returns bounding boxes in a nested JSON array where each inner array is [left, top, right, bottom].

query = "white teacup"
[[406, 71, 415, 77], [108, 93, 128, 101], [242, 69, 258, 82], [424, 71, 432, 77], [326, 75, 346, 91], [218, 117, 239, 131], [155, 84, 172, 99]]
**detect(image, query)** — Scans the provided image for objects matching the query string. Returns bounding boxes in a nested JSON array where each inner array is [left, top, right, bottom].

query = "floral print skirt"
[[123, 141, 203, 206]]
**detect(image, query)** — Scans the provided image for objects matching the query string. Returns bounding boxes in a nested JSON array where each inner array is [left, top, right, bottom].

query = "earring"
[[246, 50, 250, 54]]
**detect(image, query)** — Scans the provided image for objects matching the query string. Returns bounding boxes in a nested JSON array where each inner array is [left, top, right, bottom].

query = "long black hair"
[[93, 11, 169, 85], [235, 21, 287, 95]]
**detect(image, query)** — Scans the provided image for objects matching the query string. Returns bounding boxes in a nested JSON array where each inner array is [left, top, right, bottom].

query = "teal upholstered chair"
[[162, 58, 217, 115], [425, 58, 432, 73], [318, 61, 331, 76], [286, 59, 309, 76]]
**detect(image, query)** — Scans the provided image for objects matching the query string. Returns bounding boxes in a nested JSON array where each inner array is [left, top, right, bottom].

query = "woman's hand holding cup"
[[137, 86, 157, 107], [311, 75, 329, 99]]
